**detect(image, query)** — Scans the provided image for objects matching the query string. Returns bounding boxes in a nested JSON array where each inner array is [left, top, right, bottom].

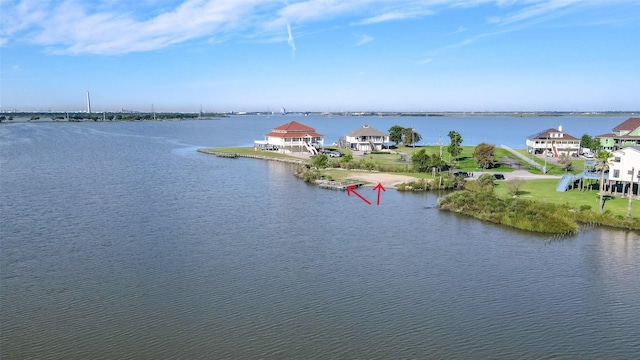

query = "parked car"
[[453, 171, 469, 178], [491, 174, 505, 180], [329, 151, 344, 158]]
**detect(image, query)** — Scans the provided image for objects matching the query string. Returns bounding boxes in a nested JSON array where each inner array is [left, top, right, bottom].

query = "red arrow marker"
[[346, 185, 371, 205], [373, 182, 386, 205]]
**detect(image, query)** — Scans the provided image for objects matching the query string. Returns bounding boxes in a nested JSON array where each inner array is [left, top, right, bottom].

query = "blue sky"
[[1, 0, 639, 113]]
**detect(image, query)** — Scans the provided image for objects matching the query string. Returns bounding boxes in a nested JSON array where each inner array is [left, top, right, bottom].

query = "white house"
[[254, 121, 324, 154], [344, 124, 389, 152], [608, 147, 640, 195], [526, 126, 581, 157]]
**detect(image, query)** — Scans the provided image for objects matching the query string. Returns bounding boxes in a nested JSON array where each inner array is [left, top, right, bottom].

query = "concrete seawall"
[[197, 149, 307, 165]]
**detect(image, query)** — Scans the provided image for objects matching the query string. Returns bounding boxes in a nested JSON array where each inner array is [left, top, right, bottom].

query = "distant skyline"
[[1, 0, 639, 113]]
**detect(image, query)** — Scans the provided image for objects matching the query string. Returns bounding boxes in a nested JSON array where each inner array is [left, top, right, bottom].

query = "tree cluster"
[[411, 149, 447, 172], [447, 130, 463, 163], [472, 142, 496, 169], [388, 125, 422, 146], [580, 134, 597, 152]]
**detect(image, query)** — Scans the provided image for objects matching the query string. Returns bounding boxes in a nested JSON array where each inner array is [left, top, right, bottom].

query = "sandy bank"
[[333, 171, 419, 188]]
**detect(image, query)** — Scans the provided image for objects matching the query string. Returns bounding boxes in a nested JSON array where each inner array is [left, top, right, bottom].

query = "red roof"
[[528, 128, 579, 141], [613, 117, 640, 132], [266, 121, 323, 138], [265, 131, 324, 138], [271, 121, 317, 132], [595, 132, 615, 138]]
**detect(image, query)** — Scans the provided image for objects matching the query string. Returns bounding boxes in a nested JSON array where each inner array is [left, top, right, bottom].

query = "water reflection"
[[1, 119, 639, 359]]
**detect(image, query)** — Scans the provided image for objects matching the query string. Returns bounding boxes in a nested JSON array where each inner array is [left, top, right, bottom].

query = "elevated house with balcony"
[[526, 126, 580, 157], [607, 146, 640, 196], [343, 124, 389, 152], [254, 121, 324, 154], [595, 117, 640, 151]]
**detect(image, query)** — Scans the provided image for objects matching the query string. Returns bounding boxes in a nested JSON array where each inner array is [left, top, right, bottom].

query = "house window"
[[629, 170, 635, 175], [613, 170, 620, 178], [614, 157, 621, 162]]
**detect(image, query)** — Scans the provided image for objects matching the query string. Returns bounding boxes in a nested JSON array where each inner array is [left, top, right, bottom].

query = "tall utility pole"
[[412, 127, 414, 147], [86, 91, 92, 114], [628, 167, 635, 218]]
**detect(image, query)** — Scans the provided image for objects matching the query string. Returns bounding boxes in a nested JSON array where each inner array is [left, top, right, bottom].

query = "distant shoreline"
[[1, 111, 638, 122]]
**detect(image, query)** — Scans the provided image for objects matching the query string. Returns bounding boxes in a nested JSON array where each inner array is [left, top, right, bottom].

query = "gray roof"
[[346, 125, 388, 137]]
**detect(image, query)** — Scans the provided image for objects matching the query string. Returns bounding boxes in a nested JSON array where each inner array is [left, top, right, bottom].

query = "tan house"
[[344, 124, 389, 151], [254, 121, 324, 154], [526, 126, 581, 157]]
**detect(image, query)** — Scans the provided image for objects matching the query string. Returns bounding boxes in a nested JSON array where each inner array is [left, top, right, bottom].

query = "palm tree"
[[595, 150, 613, 213]]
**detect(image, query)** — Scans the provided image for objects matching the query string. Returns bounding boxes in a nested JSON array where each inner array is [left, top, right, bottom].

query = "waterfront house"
[[595, 117, 640, 151], [344, 124, 389, 152], [525, 126, 581, 157], [254, 121, 324, 154], [607, 146, 640, 196]]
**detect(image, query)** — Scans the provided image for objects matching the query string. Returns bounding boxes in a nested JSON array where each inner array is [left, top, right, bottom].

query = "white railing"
[[500, 145, 543, 171]]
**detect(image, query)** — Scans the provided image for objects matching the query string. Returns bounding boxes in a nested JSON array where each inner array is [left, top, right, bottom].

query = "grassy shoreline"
[[200, 147, 640, 233], [437, 190, 640, 234]]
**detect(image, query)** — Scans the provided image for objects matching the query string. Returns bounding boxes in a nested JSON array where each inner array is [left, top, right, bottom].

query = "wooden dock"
[[214, 153, 238, 158], [317, 181, 365, 191]]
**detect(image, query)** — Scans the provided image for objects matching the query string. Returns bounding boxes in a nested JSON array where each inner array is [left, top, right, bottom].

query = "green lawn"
[[375, 145, 515, 172], [513, 149, 592, 175], [494, 179, 640, 219], [202, 146, 639, 221]]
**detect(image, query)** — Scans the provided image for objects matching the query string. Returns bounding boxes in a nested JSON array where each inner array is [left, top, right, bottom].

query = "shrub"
[[341, 153, 353, 162], [438, 191, 578, 234], [396, 179, 429, 191], [311, 154, 329, 168], [302, 169, 320, 182]]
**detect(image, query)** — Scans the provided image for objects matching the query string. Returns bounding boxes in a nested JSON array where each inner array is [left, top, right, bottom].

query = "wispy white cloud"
[[1, 0, 263, 55], [286, 22, 296, 56], [495, 0, 517, 7], [487, 0, 583, 26], [356, 1, 436, 25], [420, 34, 486, 61], [0, 0, 634, 56], [446, 25, 467, 35], [359, 10, 428, 25], [416, 58, 432, 65], [276, 0, 365, 24], [429, 0, 629, 61], [355, 34, 373, 46]]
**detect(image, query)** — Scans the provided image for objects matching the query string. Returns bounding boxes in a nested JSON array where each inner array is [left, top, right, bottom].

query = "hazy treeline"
[[0, 112, 228, 122]]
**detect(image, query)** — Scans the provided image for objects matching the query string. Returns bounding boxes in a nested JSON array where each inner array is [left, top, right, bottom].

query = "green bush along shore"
[[437, 190, 639, 234], [203, 146, 639, 233]]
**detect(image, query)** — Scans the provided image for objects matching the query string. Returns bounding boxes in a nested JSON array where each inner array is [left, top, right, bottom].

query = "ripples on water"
[[1, 119, 639, 359]]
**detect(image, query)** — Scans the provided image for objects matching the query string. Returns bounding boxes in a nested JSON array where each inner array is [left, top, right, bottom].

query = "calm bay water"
[[1, 116, 639, 359]]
